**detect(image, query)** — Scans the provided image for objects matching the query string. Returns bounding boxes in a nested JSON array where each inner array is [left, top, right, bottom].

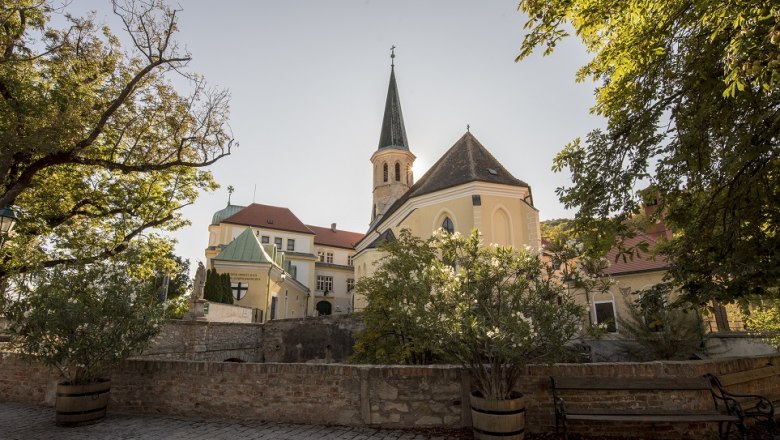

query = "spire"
[[377, 47, 409, 150]]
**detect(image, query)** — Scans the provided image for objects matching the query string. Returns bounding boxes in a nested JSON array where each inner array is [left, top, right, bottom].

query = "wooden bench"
[[550, 376, 745, 440], [708, 364, 780, 432]]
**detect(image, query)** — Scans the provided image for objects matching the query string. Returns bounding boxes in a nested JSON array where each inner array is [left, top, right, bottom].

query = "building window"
[[594, 301, 617, 333], [287, 239, 295, 251], [347, 278, 355, 292], [270, 296, 278, 320], [316, 275, 333, 292], [442, 217, 454, 234], [383, 163, 388, 182], [395, 162, 400, 181], [274, 237, 283, 249], [326, 252, 334, 263], [347, 255, 354, 266], [261, 235, 270, 244], [318, 251, 325, 262]]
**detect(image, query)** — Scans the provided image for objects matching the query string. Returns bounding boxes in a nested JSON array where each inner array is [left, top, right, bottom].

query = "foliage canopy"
[[517, 0, 780, 305], [2, 262, 165, 384], [353, 229, 583, 400], [0, 0, 232, 280]]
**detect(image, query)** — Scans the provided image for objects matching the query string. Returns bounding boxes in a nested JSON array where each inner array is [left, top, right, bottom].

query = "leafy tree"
[[517, 0, 780, 305], [1, 262, 164, 384], [746, 301, 780, 348], [617, 283, 706, 361], [203, 268, 231, 304], [0, 0, 233, 281], [161, 253, 191, 300], [352, 228, 583, 397], [220, 272, 233, 304], [351, 229, 442, 364]]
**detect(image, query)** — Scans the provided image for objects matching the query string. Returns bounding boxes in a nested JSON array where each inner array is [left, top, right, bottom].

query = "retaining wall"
[[2, 353, 779, 437], [140, 314, 364, 363]]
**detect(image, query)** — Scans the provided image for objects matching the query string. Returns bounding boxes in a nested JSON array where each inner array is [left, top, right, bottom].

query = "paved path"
[[0, 403, 465, 440]]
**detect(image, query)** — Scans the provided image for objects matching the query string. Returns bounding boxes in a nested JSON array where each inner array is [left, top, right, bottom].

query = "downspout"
[[265, 265, 273, 323]]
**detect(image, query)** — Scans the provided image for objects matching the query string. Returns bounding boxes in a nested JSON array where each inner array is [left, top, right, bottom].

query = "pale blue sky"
[[78, 1, 602, 268]]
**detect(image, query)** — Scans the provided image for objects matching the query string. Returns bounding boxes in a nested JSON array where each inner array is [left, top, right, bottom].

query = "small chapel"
[[205, 52, 541, 320]]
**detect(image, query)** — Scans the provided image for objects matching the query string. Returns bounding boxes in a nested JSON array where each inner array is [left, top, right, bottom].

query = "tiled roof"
[[306, 225, 364, 250], [214, 228, 275, 264], [602, 228, 670, 275], [222, 203, 314, 235], [377, 66, 409, 151], [368, 132, 530, 234]]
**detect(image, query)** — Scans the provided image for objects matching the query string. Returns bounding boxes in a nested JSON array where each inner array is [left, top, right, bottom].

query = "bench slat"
[[567, 409, 721, 416], [718, 365, 780, 387], [567, 414, 740, 423], [553, 376, 711, 390]]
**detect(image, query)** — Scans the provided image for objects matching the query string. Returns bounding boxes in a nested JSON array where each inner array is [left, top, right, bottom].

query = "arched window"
[[383, 163, 388, 182], [442, 217, 454, 234], [395, 162, 401, 181]]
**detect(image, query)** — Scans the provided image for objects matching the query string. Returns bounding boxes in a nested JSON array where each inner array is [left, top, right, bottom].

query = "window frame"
[[261, 235, 270, 244], [442, 217, 454, 234], [316, 275, 333, 292], [594, 300, 618, 333], [286, 238, 295, 252]]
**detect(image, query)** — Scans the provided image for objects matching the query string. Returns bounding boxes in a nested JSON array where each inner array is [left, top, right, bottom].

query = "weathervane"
[[390, 45, 396, 67], [227, 185, 234, 205], [467, 124, 470, 133]]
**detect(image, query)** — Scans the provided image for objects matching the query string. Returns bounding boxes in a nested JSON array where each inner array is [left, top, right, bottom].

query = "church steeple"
[[370, 47, 415, 224], [377, 47, 409, 150]]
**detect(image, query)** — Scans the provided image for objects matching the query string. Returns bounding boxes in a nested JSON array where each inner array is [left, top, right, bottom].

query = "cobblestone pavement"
[[0, 403, 467, 440]]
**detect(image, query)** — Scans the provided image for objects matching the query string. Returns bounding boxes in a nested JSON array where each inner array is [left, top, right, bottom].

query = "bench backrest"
[[717, 365, 780, 387], [552, 376, 712, 391]]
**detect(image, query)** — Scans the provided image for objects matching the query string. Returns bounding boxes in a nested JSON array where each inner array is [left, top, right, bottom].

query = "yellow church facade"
[[352, 60, 541, 310]]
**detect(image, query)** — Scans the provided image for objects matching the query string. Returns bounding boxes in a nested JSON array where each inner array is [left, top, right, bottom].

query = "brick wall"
[[3, 352, 780, 437]]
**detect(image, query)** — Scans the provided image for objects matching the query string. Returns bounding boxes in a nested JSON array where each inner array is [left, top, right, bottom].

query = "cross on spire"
[[227, 185, 235, 205], [390, 45, 396, 67]]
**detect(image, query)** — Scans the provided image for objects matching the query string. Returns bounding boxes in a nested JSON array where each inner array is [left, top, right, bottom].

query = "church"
[[205, 54, 541, 320], [351, 57, 541, 310]]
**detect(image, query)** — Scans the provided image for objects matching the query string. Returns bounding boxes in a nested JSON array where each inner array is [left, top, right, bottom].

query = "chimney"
[[331, 223, 337, 232]]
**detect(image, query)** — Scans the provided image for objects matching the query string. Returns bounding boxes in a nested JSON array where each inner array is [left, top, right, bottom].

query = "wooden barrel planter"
[[470, 392, 526, 440], [55, 380, 111, 426]]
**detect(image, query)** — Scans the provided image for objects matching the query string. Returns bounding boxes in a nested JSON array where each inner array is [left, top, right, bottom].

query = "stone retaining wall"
[[141, 314, 364, 363], [2, 352, 779, 437]]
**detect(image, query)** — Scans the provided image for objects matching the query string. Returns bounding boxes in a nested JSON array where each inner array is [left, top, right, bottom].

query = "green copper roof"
[[211, 204, 246, 225], [214, 228, 275, 264], [377, 66, 409, 151]]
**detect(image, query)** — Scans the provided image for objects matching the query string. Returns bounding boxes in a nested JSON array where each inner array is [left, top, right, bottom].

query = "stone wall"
[[141, 314, 364, 363], [3, 352, 779, 437], [262, 314, 363, 363]]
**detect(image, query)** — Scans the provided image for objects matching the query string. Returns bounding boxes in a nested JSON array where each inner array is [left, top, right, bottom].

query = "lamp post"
[[0, 207, 17, 248]]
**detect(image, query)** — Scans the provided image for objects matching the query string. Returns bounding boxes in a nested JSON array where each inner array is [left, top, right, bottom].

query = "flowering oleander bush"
[[1, 263, 164, 385], [353, 228, 583, 400]]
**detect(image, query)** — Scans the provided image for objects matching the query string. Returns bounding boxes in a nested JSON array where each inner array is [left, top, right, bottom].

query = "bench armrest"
[[706, 373, 770, 417]]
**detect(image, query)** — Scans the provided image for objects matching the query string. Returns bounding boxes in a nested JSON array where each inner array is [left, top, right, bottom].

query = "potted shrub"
[[353, 229, 584, 439], [429, 230, 582, 439], [1, 262, 164, 426]]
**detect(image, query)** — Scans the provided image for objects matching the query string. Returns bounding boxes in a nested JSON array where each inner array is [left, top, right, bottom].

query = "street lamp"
[[0, 207, 17, 247]]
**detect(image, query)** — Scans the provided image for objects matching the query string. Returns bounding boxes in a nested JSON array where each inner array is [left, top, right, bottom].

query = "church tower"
[[371, 49, 416, 224]]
